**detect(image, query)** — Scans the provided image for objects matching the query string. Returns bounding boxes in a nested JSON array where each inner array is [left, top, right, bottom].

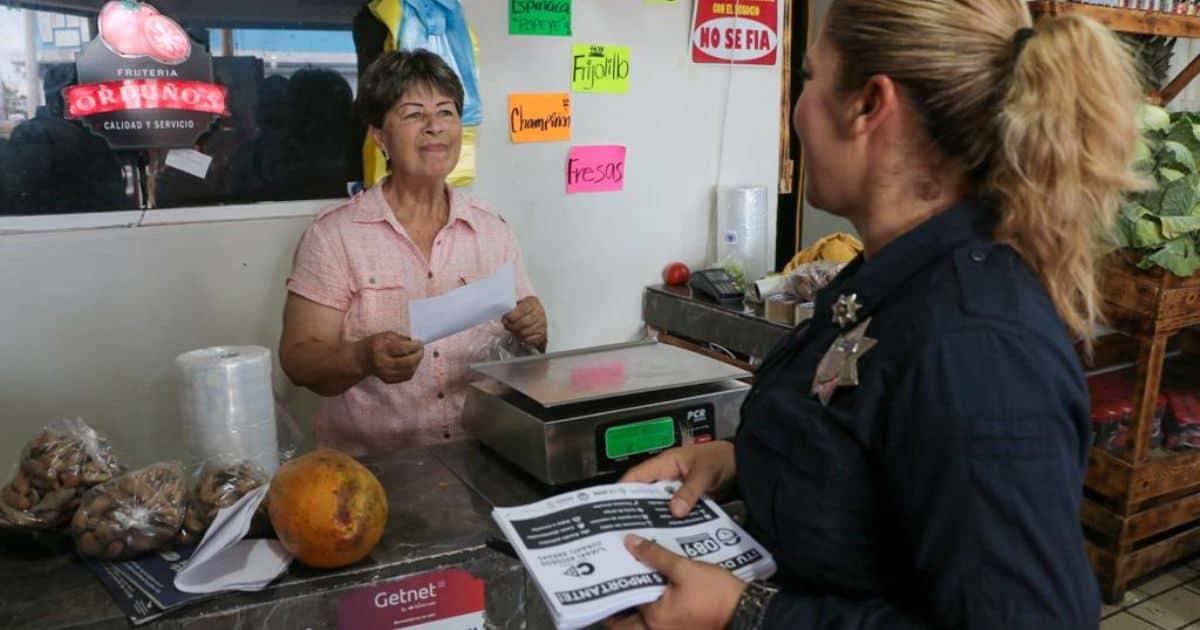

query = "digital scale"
[[462, 341, 751, 486]]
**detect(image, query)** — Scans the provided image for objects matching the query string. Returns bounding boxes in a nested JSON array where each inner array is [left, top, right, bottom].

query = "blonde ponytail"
[[824, 1, 1145, 349], [991, 16, 1145, 349]]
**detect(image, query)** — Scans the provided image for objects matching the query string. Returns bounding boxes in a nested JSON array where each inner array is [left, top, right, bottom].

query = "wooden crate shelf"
[[1083, 253, 1200, 603], [1029, 1, 1200, 38]]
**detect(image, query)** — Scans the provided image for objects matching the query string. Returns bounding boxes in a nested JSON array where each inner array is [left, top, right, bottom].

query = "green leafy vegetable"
[[1118, 108, 1200, 277]]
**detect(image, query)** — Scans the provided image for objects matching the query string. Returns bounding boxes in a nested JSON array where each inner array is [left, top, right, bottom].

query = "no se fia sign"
[[691, 0, 779, 66]]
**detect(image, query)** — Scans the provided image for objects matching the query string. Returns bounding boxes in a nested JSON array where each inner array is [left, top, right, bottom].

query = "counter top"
[[0, 441, 555, 629]]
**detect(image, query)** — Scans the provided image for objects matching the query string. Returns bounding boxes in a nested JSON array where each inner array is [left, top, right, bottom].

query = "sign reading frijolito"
[[65, 0, 228, 150], [691, 0, 779, 66]]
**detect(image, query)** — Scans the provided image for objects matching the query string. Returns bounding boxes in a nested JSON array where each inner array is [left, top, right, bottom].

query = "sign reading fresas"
[[567, 145, 626, 194], [691, 0, 779, 66], [336, 568, 485, 630], [64, 0, 228, 150]]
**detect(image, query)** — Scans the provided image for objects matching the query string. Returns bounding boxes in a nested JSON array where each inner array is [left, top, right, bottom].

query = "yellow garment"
[[362, 0, 479, 188], [784, 233, 863, 272]]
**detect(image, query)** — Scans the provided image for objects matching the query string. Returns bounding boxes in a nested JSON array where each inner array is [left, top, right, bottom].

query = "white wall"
[[0, 0, 782, 472]]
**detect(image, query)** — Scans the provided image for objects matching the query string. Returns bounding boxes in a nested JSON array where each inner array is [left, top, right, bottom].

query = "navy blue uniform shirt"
[[736, 198, 1098, 628]]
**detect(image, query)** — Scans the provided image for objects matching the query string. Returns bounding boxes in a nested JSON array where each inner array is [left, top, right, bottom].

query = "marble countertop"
[[0, 441, 556, 629]]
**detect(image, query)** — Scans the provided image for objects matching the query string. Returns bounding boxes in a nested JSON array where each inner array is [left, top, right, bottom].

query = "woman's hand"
[[502, 296, 548, 351], [620, 441, 737, 517], [357, 331, 424, 383], [604, 535, 746, 630]]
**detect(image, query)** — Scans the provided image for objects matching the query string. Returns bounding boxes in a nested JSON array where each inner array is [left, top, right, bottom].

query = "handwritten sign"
[[692, 0, 779, 66], [510, 0, 571, 37], [509, 93, 571, 143], [567, 145, 626, 194], [571, 44, 631, 94], [336, 568, 485, 630]]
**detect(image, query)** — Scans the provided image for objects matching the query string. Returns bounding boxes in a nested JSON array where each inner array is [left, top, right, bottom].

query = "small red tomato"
[[662, 262, 690, 286]]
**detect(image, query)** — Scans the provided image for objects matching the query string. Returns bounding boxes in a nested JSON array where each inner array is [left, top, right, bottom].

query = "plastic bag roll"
[[175, 346, 279, 476], [716, 186, 770, 284]]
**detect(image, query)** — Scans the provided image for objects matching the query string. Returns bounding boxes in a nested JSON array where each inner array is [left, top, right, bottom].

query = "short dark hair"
[[356, 49, 465, 128]]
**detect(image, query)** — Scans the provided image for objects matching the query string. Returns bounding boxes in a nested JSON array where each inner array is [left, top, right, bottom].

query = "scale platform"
[[462, 341, 751, 486]]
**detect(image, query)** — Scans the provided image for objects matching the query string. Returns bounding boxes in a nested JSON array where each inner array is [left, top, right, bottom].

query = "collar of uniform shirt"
[[813, 196, 998, 327]]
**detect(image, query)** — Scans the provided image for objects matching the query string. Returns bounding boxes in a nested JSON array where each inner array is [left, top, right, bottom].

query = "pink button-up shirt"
[[286, 183, 536, 454]]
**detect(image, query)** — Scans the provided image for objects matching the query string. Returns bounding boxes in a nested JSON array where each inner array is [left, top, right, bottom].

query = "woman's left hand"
[[603, 535, 746, 630], [502, 296, 548, 351]]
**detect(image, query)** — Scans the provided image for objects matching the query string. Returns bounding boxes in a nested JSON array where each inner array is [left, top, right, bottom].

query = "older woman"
[[280, 50, 547, 455], [610, 1, 1141, 628]]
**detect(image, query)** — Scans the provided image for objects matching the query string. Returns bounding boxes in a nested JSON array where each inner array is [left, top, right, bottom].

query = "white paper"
[[165, 149, 213, 179], [493, 482, 775, 630], [173, 485, 292, 594], [409, 263, 516, 343]]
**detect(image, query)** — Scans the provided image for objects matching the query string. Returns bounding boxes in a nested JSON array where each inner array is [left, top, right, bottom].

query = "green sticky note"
[[571, 44, 631, 94], [510, 0, 572, 37]]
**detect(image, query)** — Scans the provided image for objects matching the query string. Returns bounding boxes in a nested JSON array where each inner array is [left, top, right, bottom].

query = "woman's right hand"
[[357, 332, 424, 383], [620, 441, 737, 518]]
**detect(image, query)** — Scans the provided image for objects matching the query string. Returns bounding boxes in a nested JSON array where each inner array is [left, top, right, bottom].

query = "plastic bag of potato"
[[177, 460, 269, 546], [0, 418, 122, 530], [71, 461, 187, 560]]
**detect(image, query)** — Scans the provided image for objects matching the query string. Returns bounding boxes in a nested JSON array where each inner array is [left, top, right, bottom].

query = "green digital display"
[[605, 417, 676, 459]]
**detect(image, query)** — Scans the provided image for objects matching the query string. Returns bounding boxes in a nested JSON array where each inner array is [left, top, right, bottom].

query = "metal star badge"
[[811, 317, 877, 405], [832, 293, 863, 328]]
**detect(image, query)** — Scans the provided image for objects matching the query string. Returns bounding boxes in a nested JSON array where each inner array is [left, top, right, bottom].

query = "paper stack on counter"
[[173, 485, 292, 594], [493, 482, 776, 630]]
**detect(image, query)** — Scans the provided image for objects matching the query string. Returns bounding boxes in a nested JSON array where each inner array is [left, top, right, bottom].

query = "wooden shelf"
[[1029, 2, 1200, 38]]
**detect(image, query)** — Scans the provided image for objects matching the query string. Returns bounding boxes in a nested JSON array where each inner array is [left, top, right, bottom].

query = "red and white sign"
[[65, 79, 227, 118], [67, 1, 227, 149], [336, 568, 485, 630], [691, 0, 779, 66]]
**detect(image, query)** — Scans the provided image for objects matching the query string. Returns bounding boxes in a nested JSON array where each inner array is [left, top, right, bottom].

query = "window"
[[0, 6, 359, 216]]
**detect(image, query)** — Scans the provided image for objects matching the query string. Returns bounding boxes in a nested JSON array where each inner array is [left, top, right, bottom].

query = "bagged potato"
[[71, 461, 187, 560], [177, 460, 269, 546], [0, 418, 121, 530]]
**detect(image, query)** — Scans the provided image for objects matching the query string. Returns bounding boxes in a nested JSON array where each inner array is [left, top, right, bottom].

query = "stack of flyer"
[[493, 482, 776, 630]]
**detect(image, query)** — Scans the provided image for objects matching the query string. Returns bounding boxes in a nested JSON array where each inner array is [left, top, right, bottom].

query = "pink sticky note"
[[567, 145, 626, 193]]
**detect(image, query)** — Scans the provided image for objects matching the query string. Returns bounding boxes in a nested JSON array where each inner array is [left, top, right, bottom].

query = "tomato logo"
[[143, 15, 191, 64], [98, 1, 190, 64]]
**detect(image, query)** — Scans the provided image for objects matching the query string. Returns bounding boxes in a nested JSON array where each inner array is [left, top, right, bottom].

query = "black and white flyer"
[[493, 482, 775, 629]]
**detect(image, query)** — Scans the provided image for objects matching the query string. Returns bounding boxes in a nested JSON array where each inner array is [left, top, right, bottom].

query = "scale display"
[[604, 417, 676, 459]]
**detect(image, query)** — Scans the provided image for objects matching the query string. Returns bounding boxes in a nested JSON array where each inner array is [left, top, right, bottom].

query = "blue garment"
[[735, 198, 1099, 628], [400, 0, 482, 125]]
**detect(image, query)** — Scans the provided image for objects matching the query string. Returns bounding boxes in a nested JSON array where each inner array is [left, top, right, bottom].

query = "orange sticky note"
[[509, 93, 572, 143]]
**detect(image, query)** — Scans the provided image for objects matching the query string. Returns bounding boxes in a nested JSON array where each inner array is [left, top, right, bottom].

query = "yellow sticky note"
[[509, 93, 572, 143], [571, 44, 630, 94]]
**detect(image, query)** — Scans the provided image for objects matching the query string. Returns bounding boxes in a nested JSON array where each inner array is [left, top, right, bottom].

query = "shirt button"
[[970, 249, 987, 263], [368, 277, 375, 285], [443, 430, 451, 439], [437, 392, 445, 399], [427, 271, 434, 279], [433, 350, 440, 358]]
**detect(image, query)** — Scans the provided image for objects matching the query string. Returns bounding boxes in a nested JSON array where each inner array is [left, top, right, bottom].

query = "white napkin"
[[173, 485, 292, 594]]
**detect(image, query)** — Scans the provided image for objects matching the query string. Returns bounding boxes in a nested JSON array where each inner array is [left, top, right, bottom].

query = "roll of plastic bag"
[[176, 347, 279, 478], [716, 186, 770, 286]]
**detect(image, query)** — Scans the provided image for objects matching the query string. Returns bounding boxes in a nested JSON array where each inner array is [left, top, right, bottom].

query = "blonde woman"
[[609, 1, 1141, 628]]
